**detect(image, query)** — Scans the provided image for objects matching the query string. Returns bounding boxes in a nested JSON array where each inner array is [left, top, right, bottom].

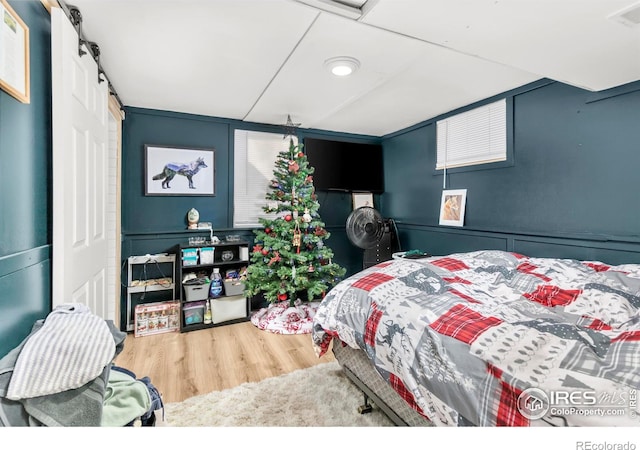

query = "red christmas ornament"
[[297, 152, 304, 158], [265, 227, 272, 234], [284, 214, 292, 222], [278, 293, 288, 301], [261, 249, 269, 255], [268, 251, 281, 266]]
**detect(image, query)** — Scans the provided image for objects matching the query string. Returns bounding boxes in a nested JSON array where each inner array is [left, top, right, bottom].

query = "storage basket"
[[223, 279, 245, 296], [183, 301, 206, 325], [211, 295, 247, 324], [184, 281, 211, 301]]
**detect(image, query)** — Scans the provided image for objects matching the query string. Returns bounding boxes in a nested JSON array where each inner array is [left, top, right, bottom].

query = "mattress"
[[314, 250, 640, 426]]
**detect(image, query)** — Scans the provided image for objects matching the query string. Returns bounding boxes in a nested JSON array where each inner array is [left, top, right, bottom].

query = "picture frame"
[[352, 192, 374, 210], [145, 144, 215, 196], [0, 0, 30, 103], [439, 189, 467, 227]]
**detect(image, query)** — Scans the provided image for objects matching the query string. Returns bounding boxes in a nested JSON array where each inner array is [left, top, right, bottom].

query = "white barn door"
[[51, 7, 110, 318]]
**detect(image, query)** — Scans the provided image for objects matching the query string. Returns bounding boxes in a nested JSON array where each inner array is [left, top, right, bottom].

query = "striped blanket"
[[7, 304, 116, 400]]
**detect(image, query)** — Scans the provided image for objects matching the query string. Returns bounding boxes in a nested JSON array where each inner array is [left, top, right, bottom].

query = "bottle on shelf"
[[203, 301, 212, 325], [209, 268, 223, 298]]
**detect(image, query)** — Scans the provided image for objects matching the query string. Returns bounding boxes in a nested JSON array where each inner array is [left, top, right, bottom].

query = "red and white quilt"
[[312, 250, 640, 426]]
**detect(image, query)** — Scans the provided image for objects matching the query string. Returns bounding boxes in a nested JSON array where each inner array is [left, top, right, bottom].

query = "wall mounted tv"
[[304, 137, 384, 193]]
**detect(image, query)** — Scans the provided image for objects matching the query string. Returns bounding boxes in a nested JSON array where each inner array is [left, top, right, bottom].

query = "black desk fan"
[[345, 206, 399, 269]]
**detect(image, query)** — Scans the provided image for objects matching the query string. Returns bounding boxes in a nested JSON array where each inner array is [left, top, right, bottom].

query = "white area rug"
[[163, 361, 394, 426]]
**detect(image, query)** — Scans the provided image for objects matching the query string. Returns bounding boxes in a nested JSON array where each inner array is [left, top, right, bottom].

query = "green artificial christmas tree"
[[244, 137, 346, 306]]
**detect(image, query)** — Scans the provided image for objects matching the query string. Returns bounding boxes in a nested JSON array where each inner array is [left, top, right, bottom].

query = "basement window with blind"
[[436, 98, 508, 170], [233, 130, 296, 228]]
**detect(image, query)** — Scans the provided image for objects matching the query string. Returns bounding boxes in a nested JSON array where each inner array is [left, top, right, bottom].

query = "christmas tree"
[[244, 137, 346, 306]]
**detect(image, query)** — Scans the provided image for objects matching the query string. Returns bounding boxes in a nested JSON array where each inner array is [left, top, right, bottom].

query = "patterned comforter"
[[312, 250, 640, 426]]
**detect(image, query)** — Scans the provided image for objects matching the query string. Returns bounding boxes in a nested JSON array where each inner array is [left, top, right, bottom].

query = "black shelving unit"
[[177, 240, 250, 332]]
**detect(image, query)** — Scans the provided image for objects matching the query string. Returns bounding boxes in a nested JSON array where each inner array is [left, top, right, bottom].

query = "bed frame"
[[332, 339, 432, 426]]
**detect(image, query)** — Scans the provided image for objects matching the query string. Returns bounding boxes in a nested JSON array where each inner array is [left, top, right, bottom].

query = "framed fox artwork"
[[145, 144, 215, 196]]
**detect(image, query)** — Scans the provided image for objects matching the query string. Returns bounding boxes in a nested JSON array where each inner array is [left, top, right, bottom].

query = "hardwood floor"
[[113, 320, 336, 403]]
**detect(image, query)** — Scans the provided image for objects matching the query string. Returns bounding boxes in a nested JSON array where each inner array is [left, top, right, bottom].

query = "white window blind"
[[436, 99, 507, 170], [233, 130, 297, 228]]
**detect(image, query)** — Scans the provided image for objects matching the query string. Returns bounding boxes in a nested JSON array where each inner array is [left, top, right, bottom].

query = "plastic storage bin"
[[223, 279, 245, 296], [199, 247, 215, 264], [182, 248, 199, 266], [183, 301, 206, 325], [184, 281, 211, 301]]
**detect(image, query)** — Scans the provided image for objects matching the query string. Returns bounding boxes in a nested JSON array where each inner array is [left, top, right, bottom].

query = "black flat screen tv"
[[304, 137, 384, 193]]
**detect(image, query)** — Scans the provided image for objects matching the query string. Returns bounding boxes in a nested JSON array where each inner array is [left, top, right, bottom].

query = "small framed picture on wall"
[[352, 192, 374, 210], [439, 189, 467, 227], [0, 0, 30, 104]]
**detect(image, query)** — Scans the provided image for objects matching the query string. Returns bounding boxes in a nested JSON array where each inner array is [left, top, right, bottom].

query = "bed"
[[311, 250, 640, 426]]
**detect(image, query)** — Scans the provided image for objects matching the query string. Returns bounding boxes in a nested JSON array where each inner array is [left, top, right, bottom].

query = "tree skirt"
[[250, 300, 320, 334]]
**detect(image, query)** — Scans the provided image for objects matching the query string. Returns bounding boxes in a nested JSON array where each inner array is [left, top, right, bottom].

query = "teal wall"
[[0, 1, 51, 357], [120, 107, 379, 327], [2, 0, 640, 356], [380, 80, 640, 262]]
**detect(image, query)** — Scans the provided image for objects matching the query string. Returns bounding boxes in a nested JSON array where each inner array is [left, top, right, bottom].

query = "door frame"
[[108, 95, 123, 328]]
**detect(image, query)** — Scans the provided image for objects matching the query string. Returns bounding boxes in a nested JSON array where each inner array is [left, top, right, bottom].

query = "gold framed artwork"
[[0, 0, 30, 103], [352, 192, 373, 210], [439, 189, 467, 227]]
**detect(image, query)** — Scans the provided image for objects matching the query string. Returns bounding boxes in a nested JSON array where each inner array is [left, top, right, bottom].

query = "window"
[[436, 99, 507, 170], [233, 130, 297, 228]]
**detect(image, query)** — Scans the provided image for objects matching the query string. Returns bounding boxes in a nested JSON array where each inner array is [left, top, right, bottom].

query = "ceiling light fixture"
[[324, 56, 360, 77]]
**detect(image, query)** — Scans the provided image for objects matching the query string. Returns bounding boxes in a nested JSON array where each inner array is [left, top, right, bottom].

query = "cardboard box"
[[134, 301, 180, 337]]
